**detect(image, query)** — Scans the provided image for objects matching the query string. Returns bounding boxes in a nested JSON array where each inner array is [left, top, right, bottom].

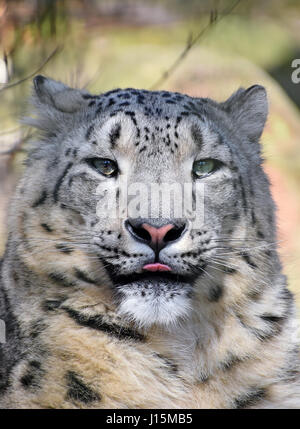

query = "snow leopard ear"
[[32, 75, 91, 113], [221, 85, 268, 143]]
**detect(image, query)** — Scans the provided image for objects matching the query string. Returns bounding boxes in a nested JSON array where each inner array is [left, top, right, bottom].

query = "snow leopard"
[[0, 75, 299, 408]]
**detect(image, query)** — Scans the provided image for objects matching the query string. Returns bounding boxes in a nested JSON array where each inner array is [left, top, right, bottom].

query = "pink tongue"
[[143, 263, 172, 272]]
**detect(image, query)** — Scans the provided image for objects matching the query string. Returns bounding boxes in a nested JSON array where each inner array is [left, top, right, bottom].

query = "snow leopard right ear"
[[32, 75, 91, 113], [221, 85, 268, 144]]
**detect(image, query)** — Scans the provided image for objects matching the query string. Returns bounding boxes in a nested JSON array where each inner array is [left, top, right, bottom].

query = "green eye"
[[192, 159, 218, 178], [88, 158, 118, 177]]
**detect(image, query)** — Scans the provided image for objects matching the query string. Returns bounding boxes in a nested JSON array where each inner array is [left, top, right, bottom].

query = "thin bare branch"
[[0, 126, 25, 136], [82, 66, 102, 91], [149, 0, 242, 90], [0, 132, 33, 156], [0, 46, 62, 92]]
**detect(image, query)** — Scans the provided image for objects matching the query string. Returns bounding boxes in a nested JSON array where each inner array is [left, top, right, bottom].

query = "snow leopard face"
[[18, 76, 272, 328]]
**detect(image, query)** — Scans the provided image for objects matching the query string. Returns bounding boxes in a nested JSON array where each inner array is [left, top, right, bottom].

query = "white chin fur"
[[117, 291, 192, 329]]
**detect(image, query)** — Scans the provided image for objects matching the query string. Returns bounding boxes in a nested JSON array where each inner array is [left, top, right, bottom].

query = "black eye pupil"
[[102, 161, 110, 169]]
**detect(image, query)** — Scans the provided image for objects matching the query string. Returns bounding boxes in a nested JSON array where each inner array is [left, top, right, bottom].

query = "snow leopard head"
[[15, 76, 273, 328]]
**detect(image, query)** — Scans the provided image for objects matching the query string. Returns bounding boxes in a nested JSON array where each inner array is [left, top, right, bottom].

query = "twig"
[[82, 66, 102, 90], [0, 126, 25, 136], [0, 133, 34, 156], [0, 46, 61, 92], [149, 0, 242, 90]]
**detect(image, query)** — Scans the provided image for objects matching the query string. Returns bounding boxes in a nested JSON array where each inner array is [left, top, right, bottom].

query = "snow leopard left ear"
[[221, 85, 268, 143], [33, 75, 91, 113]]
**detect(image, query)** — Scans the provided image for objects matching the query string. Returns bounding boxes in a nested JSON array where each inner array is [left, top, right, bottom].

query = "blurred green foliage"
[[0, 0, 299, 127]]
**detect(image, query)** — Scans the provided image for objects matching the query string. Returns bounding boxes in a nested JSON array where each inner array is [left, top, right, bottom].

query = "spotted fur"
[[0, 76, 299, 408]]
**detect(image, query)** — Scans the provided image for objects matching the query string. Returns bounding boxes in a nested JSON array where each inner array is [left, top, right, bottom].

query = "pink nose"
[[142, 223, 174, 245]]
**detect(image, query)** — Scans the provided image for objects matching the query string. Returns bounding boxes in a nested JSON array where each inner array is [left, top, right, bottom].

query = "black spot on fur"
[[208, 285, 223, 302], [41, 223, 53, 233], [241, 252, 258, 269], [191, 125, 203, 148], [198, 373, 210, 383], [74, 268, 96, 284], [53, 162, 73, 203], [251, 209, 257, 226], [20, 360, 44, 390], [238, 175, 248, 212], [218, 353, 245, 371], [43, 300, 63, 311], [62, 307, 145, 342], [55, 244, 73, 254], [223, 267, 236, 274], [257, 230, 265, 239], [124, 110, 137, 125], [237, 303, 290, 342], [29, 360, 42, 369], [95, 103, 102, 115], [107, 98, 115, 107], [234, 387, 266, 409], [124, 110, 135, 117], [231, 213, 240, 221], [20, 373, 35, 389], [260, 314, 286, 324], [154, 353, 178, 373], [32, 190, 47, 208], [48, 272, 76, 288], [66, 371, 100, 403], [109, 123, 121, 148], [29, 319, 47, 339], [85, 125, 95, 140]]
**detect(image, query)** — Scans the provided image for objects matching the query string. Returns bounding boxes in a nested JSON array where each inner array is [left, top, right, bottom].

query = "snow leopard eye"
[[192, 159, 220, 178], [87, 158, 118, 177]]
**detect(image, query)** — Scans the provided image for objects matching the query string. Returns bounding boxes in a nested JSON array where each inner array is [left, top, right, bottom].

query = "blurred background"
[[0, 0, 300, 310]]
